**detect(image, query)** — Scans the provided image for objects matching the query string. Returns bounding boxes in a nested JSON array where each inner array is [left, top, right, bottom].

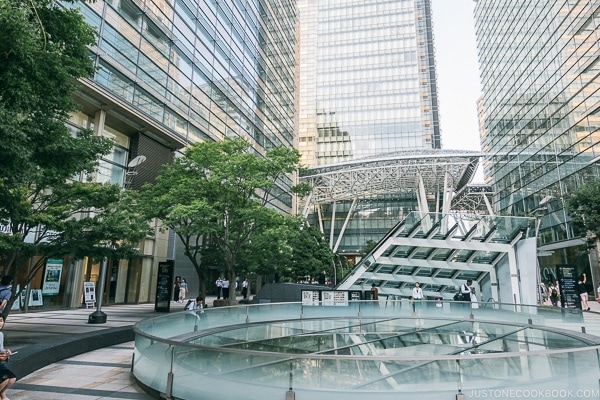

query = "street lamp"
[[88, 255, 108, 324]]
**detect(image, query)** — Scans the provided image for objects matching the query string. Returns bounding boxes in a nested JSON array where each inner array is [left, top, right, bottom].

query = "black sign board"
[[557, 265, 583, 322], [155, 261, 174, 312], [557, 266, 580, 309], [349, 291, 362, 301]]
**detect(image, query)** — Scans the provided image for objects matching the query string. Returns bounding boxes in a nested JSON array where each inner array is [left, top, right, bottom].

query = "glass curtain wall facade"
[[474, 1, 600, 288], [296, 0, 442, 260], [297, 0, 441, 167], [69, 0, 296, 210], [41, 0, 298, 308]]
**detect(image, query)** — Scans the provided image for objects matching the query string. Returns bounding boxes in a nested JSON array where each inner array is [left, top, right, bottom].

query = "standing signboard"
[[322, 291, 335, 306], [30, 289, 43, 306], [84, 282, 96, 308], [15, 286, 44, 309], [332, 291, 349, 306], [303, 290, 351, 306], [557, 265, 583, 321], [155, 261, 174, 312], [558, 266, 579, 308], [349, 291, 362, 301], [302, 290, 320, 306], [42, 258, 63, 295]]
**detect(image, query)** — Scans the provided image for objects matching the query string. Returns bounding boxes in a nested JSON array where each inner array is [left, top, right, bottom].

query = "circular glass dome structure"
[[133, 302, 600, 400]]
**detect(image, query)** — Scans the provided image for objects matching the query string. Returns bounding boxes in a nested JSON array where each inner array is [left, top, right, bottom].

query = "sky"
[[430, 0, 481, 152]]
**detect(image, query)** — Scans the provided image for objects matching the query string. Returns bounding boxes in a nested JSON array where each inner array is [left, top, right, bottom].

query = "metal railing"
[[133, 300, 600, 400]]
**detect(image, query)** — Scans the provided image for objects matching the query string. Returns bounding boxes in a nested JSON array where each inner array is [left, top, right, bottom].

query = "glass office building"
[[40, 0, 298, 308], [297, 0, 441, 167], [296, 0, 443, 261], [474, 1, 600, 286]]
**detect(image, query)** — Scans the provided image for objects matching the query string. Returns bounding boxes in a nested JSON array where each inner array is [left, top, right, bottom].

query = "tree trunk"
[[199, 268, 206, 300], [226, 266, 236, 306]]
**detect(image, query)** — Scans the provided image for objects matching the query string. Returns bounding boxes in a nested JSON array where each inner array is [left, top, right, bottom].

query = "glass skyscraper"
[[51, 0, 297, 307], [297, 0, 441, 167], [70, 0, 296, 209], [296, 0, 446, 263], [474, 1, 600, 285]]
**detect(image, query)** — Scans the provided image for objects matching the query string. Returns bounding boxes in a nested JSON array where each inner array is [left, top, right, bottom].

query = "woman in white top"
[[178, 278, 188, 303], [470, 286, 479, 309], [412, 282, 423, 313], [412, 282, 423, 300]]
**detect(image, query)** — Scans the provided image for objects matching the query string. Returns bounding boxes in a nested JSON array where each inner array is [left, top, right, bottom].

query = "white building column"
[[333, 198, 357, 253]]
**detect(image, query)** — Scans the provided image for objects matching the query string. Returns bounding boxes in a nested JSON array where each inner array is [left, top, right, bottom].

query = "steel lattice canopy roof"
[[300, 150, 482, 203], [451, 183, 494, 212]]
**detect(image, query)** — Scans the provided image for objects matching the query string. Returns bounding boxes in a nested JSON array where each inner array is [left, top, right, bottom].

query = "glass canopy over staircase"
[[337, 212, 537, 305]]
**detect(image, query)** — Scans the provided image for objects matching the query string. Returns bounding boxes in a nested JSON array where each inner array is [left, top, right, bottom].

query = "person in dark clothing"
[[576, 273, 590, 311], [549, 282, 559, 307], [371, 283, 379, 300], [173, 276, 181, 302]]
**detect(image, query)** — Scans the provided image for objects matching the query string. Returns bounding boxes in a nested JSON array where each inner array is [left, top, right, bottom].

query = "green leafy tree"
[[333, 253, 353, 284], [237, 213, 293, 280], [359, 239, 378, 257], [285, 223, 334, 282], [565, 183, 600, 237], [0, 0, 151, 317], [139, 137, 309, 304], [243, 216, 334, 283]]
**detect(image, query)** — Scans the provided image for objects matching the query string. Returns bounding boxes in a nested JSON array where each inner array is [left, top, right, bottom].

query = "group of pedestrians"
[[215, 277, 249, 300], [370, 279, 480, 308], [172, 276, 188, 303], [539, 281, 561, 307], [540, 273, 597, 311], [215, 277, 231, 300], [173, 275, 251, 305]]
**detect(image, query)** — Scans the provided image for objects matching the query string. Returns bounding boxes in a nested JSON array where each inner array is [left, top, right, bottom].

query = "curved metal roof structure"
[[299, 150, 482, 206], [451, 184, 495, 214]]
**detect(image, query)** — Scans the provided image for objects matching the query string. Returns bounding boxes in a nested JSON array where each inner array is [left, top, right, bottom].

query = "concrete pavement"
[[8, 342, 152, 400], [3, 297, 220, 399]]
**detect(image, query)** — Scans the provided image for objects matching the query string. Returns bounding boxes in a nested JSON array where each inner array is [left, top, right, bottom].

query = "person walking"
[[460, 280, 473, 302], [172, 276, 181, 303], [215, 277, 223, 300], [458, 279, 473, 311], [178, 278, 188, 303], [241, 278, 249, 300], [222, 278, 230, 300], [550, 282, 559, 307], [555, 280, 562, 307]]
